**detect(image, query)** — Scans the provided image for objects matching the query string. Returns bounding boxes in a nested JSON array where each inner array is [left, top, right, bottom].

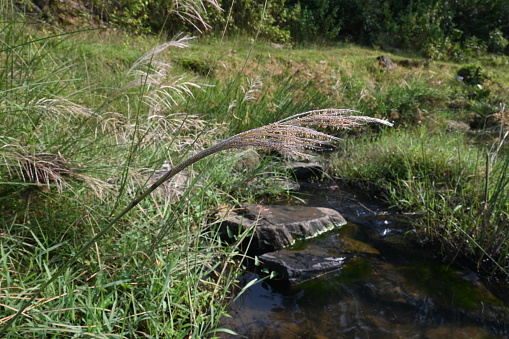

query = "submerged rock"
[[219, 203, 346, 254], [362, 259, 509, 332], [259, 232, 381, 285], [259, 249, 346, 285], [336, 236, 381, 255]]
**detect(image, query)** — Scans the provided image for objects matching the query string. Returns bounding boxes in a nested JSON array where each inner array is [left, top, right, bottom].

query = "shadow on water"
[[220, 182, 509, 338]]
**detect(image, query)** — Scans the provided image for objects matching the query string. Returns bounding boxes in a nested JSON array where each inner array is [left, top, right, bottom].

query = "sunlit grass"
[[329, 127, 509, 275], [1, 3, 509, 337]]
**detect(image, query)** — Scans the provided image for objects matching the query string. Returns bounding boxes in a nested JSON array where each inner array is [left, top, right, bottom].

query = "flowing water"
[[220, 182, 509, 338]]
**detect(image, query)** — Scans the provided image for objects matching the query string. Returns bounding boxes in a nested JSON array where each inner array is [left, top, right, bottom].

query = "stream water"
[[220, 182, 509, 338]]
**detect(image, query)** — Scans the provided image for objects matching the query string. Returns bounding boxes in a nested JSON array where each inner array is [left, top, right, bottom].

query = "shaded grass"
[[1, 193, 247, 337]]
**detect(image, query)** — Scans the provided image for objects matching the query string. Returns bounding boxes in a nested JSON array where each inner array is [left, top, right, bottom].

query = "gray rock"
[[259, 249, 346, 285], [257, 227, 383, 285], [445, 119, 470, 132], [233, 149, 261, 172], [376, 55, 396, 69], [151, 169, 192, 201], [219, 203, 347, 254]]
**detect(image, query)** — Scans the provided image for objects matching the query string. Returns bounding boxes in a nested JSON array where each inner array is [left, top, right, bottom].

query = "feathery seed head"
[[154, 108, 393, 186], [216, 109, 392, 158], [2, 149, 73, 192]]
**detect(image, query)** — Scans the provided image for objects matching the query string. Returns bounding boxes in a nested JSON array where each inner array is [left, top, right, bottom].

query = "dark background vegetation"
[[16, 0, 509, 59]]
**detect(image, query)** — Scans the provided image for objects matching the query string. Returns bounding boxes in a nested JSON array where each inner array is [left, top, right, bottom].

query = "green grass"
[[1, 4, 509, 337], [169, 35, 508, 133], [328, 127, 509, 274], [0, 12, 389, 336], [0, 11, 257, 337]]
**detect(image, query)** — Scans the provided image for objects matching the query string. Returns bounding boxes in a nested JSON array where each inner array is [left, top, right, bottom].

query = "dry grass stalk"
[[1, 146, 112, 197], [143, 75, 203, 112], [31, 98, 96, 120], [0, 108, 392, 333], [155, 108, 393, 185], [126, 35, 195, 76], [122, 35, 208, 141], [173, 0, 222, 32], [242, 76, 264, 102], [3, 150, 73, 192], [123, 35, 203, 108]]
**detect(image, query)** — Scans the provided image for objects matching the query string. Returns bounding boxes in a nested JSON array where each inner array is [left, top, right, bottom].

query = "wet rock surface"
[[219, 203, 346, 254], [259, 249, 346, 285], [259, 227, 382, 285], [362, 259, 509, 331], [221, 182, 509, 338]]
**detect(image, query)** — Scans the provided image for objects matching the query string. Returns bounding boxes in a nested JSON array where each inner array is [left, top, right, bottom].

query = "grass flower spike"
[[150, 109, 392, 186], [0, 108, 391, 336]]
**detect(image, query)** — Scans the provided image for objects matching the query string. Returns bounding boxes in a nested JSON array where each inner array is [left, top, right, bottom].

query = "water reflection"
[[220, 183, 509, 338]]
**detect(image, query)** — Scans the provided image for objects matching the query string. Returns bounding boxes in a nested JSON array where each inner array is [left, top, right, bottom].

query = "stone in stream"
[[218, 203, 347, 254], [362, 259, 509, 330], [258, 236, 381, 286], [259, 249, 346, 285]]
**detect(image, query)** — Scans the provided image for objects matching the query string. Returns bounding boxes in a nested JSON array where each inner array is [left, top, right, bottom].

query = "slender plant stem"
[[0, 109, 391, 336], [0, 146, 220, 337]]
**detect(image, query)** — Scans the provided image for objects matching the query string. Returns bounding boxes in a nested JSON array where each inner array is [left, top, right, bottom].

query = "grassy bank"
[[328, 128, 509, 272], [0, 18, 263, 337], [1, 8, 509, 338], [170, 34, 508, 278]]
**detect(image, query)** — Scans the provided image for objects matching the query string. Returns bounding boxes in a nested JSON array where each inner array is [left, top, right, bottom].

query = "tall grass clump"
[[329, 127, 509, 275], [0, 7, 239, 337], [1, 105, 393, 336], [183, 62, 336, 134], [0, 6, 393, 337]]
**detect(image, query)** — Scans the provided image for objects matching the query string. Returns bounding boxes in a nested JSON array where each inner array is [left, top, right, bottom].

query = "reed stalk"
[[0, 108, 392, 336]]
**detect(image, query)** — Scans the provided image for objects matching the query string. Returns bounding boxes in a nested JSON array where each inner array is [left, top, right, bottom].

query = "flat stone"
[[219, 203, 347, 254], [259, 249, 346, 285]]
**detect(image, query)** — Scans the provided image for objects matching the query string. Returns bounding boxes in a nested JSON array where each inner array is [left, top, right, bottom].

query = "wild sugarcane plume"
[[0, 108, 392, 335], [156, 108, 393, 183]]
